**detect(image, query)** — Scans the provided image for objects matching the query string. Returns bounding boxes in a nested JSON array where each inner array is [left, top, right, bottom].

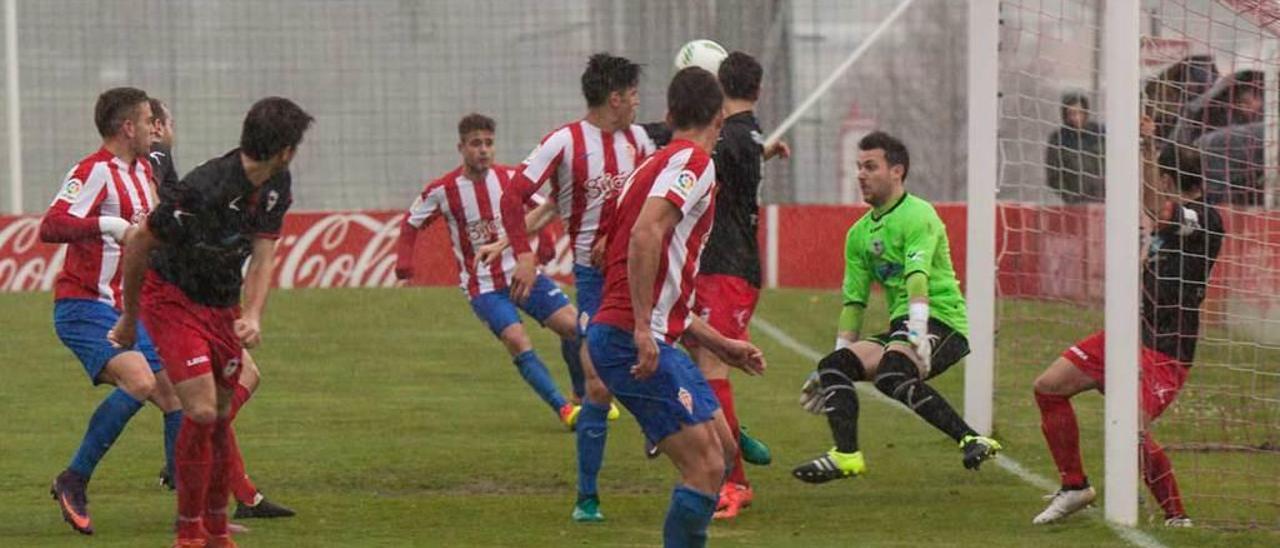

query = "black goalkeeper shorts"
[[868, 317, 970, 380]]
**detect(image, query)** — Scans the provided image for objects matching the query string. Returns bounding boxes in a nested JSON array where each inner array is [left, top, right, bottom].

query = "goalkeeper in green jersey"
[[791, 131, 1002, 484]]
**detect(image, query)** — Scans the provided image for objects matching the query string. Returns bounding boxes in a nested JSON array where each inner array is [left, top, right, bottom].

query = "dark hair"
[[457, 113, 495, 138], [148, 98, 169, 124], [668, 67, 724, 130], [857, 131, 911, 180], [718, 51, 762, 101], [1061, 91, 1089, 110], [94, 87, 150, 138], [1158, 144, 1203, 192], [239, 97, 315, 161], [581, 53, 642, 107]]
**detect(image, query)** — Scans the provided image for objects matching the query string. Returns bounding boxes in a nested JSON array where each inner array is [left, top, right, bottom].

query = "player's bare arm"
[[684, 316, 765, 375], [627, 196, 683, 380], [236, 237, 278, 349], [107, 223, 159, 349], [476, 196, 558, 265]]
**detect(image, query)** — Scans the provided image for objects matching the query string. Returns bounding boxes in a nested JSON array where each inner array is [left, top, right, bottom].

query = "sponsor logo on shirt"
[[465, 218, 499, 245], [585, 172, 630, 200]]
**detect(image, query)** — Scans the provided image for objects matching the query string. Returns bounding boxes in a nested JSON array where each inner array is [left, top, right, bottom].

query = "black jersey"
[[146, 149, 292, 307], [147, 143, 180, 189], [1142, 200, 1224, 364], [700, 111, 765, 287]]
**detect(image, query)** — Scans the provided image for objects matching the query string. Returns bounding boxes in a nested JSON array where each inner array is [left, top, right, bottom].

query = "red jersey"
[[41, 147, 155, 308], [507, 120, 656, 266], [401, 165, 540, 298], [593, 139, 718, 343]]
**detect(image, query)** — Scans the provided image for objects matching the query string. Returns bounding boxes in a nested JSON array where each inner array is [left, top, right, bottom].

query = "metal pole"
[[4, 0, 22, 214]]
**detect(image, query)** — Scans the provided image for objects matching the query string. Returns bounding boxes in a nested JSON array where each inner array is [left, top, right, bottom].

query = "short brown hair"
[[148, 98, 169, 123], [95, 87, 149, 138], [457, 113, 495, 138], [718, 51, 762, 101], [240, 97, 314, 161], [668, 67, 723, 131]]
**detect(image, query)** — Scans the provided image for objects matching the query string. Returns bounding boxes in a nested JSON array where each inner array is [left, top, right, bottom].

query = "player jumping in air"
[[41, 87, 182, 536], [395, 113, 581, 427], [496, 53, 654, 522], [588, 66, 766, 548], [147, 98, 296, 521], [793, 131, 1002, 483], [110, 97, 314, 548], [1031, 137, 1222, 527]]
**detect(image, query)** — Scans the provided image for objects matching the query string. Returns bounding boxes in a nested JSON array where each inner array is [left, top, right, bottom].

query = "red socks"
[[228, 383, 260, 505], [708, 378, 747, 487], [1142, 433, 1186, 518], [204, 417, 233, 536], [1035, 390, 1088, 488], [175, 417, 214, 540]]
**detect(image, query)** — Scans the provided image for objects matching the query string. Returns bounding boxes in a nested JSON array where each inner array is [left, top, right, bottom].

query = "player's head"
[[582, 53, 642, 124], [148, 98, 175, 148], [1157, 144, 1204, 197], [1060, 92, 1090, 128], [667, 67, 724, 132], [95, 87, 153, 157], [240, 96, 315, 172], [457, 113, 496, 174], [856, 131, 910, 207], [718, 51, 762, 102]]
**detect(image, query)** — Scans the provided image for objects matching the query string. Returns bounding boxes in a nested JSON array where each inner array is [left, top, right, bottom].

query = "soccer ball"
[[674, 39, 728, 74]]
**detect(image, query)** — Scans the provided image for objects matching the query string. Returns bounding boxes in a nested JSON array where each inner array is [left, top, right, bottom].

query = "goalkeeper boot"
[[960, 435, 1003, 470], [559, 403, 581, 431], [739, 426, 772, 466], [1033, 486, 1095, 524], [791, 448, 866, 484], [233, 495, 295, 519], [607, 402, 621, 420], [51, 469, 93, 535], [1164, 516, 1193, 528], [572, 495, 604, 522]]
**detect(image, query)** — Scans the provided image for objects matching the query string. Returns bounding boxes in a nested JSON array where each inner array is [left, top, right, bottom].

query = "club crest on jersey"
[[870, 238, 884, 256], [678, 387, 694, 414], [59, 179, 83, 200], [266, 190, 280, 211]]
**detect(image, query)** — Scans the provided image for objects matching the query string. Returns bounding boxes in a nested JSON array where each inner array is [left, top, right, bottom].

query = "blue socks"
[[514, 350, 567, 411], [576, 399, 609, 500], [663, 485, 718, 548], [163, 410, 182, 479], [561, 338, 585, 400], [68, 388, 145, 478]]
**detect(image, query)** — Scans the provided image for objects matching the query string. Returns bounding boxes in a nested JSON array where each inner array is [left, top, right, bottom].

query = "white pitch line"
[[751, 316, 1169, 548]]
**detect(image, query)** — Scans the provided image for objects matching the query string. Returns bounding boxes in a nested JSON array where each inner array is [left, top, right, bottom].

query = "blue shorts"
[[53, 299, 163, 384], [573, 264, 604, 336], [586, 323, 720, 444], [469, 274, 571, 337]]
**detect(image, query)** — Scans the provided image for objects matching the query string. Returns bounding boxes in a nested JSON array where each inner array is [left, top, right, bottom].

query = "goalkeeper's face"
[[856, 148, 903, 207], [459, 129, 495, 174]]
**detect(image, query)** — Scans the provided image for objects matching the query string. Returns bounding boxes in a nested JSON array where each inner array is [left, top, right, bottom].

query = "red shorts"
[[141, 271, 244, 389], [1061, 330, 1189, 420], [691, 274, 760, 343]]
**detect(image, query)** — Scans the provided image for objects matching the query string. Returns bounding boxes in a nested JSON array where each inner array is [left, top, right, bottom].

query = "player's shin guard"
[[663, 485, 717, 548], [1142, 433, 1186, 518], [175, 417, 214, 540], [69, 388, 145, 478], [575, 399, 609, 500], [873, 352, 976, 443], [1035, 390, 1087, 488], [817, 349, 865, 453], [514, 350, 568, 411], [708, 379, 747, 486], [204, 417, 232, 536], [561, 339, 586, 400], [163, 410, 182, 482]]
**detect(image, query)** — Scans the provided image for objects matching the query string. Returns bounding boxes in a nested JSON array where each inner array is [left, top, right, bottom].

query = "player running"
[[395, 113, 581, 427], [147, 98, 296, 521], [793, 131, 1002, 483], [1031, 140, 1222, 527], [496, 53, 654, 522], [588, 66, 766, 548], [110, 96, 314, 548], [41, 87, 182, 536]]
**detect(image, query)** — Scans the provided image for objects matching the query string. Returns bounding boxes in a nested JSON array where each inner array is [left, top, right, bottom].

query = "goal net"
[[997, 0, 1280, 529]]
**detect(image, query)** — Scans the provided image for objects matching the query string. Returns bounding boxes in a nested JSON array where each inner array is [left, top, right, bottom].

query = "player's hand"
[[235, 318, 262, 349], [631, 329, 659, 380], [799, 371, 827, 414], [590, 236, 608, 268], [509, 252, 538, 304], [714, 339, 766, 376], [765, 140, 791, 161], [107, 315, 137, 350], [906, 318, 933, 377], [476, 237, 509, 266]]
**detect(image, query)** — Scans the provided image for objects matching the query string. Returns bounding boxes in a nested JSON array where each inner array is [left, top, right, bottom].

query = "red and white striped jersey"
[[404, 165, 539, 298], [594, 139, 717, 343], [44, 148, 155, 308], [515, 120, 656, 266]]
